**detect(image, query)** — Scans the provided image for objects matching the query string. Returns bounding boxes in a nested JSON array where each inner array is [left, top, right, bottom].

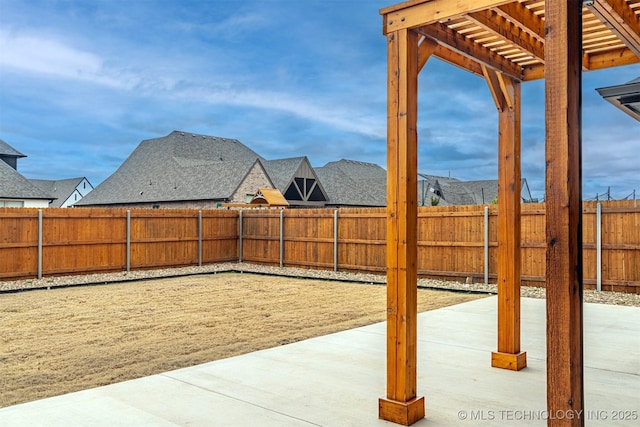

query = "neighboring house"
[[315, 159, 387, 207], [76, 131, 271, 209], [72, 130, 538, 209], [418, 173, 535, 205], [596, 77, 640, 122], [0, 140, 55, 208], [30, 177, 94, 207], [263, 157, 328, 207], [0, 139, 25, 170], [76, 131, 334, 209]]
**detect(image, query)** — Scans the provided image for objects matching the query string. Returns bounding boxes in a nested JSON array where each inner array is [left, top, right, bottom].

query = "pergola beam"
[[431, 45, 485, 77], [523, 46, 640, 81], [586, 0, 640, 57], [417, 22, 523, 80], [381, 0, 513, 35], [584, 46, 640, 69]]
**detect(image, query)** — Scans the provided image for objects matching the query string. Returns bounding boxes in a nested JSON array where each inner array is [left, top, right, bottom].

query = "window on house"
[[308, 183, 326, 201], [245, 194, 253, 203], [0, 200, 24, 207], [284, 183, 303, 200]]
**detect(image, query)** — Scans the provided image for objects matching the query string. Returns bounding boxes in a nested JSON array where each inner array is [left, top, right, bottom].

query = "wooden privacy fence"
[[0, 201, 638, 293], [0, 208, 238, 279]]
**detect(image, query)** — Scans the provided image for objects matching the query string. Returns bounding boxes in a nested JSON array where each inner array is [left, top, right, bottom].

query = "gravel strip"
[[1, 262, 638, 307]]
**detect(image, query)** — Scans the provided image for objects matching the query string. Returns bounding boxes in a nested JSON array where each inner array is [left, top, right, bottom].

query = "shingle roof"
[[450, 180, 498, 205], [420, 178, 533, 205], [0, 160, 55, 200], [0, 139, 26, 158], [315, 159, 387, 207], [30, 178, 86, 207], [76, 131, 263, 206]]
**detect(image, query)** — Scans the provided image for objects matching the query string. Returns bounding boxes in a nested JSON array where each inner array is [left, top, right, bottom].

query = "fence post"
[[484, 206, 489, 285], [238, 210, 243, 263], [596, 202, 602, 292], [198, 210, 203, 267], [126, 210, 131, 272], [279, 209, 284, 268], [334, 209, 339, 272], [37, 209, 43, 279]]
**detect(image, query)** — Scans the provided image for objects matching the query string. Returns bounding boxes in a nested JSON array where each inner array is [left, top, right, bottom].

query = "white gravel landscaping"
[[1, 262, 638, 306]]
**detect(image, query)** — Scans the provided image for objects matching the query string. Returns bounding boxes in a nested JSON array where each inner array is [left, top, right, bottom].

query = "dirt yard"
[[0, 272, 485, 407]]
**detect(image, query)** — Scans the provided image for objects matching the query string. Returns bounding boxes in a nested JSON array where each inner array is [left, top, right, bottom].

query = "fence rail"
[[0, 200, 638, 293]]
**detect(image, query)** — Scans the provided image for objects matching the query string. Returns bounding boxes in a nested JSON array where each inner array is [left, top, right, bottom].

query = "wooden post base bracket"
[[491, 351, 527, 371], [379, 396, 425, 426]]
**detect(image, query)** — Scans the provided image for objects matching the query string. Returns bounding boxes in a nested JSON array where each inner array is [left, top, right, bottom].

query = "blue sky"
[[1, 0, 638, 201]]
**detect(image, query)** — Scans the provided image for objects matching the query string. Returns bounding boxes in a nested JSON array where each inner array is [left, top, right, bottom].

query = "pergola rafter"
[[378, 0, 639, 426], [494, 2, 546, 41], [586, 0, 640, 57], [467, 9, 546, 63], [417, 22, 524, 79]]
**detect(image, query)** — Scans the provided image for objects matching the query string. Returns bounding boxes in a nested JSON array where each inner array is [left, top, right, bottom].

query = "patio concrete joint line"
[[160, 373, 323, 427]]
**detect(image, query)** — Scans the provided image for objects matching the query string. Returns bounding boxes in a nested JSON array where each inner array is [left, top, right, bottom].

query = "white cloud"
[[191, 86, 385, 139], [0, 27, 386, 141], [1, 30, 95, 78]]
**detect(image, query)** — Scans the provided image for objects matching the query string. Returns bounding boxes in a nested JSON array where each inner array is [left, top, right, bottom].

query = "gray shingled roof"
[[30, 178, 86, 207], [0, 160, 55, 200], [315, 159, 387, 207], [419, 176, 533, 205], [263, 157, 306, 191], [0, 139, 26, 158], [450, 180, 498, 205], [418, 174, 465, 206], [76, 131, 264, 206]]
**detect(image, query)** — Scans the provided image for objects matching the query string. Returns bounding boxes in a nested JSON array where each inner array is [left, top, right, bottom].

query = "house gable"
[[264, 157, 327, 207], [30, 177, 94, 207], [230, 159, 274, 203]]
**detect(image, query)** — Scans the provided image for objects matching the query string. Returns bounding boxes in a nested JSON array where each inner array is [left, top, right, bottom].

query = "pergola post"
[[545, 0, 584, 425], [379, 27, 425, 426], [483, 67, 527, 371]]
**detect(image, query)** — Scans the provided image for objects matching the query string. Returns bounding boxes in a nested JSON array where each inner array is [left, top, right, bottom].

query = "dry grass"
[[0, 273, 486, 407]]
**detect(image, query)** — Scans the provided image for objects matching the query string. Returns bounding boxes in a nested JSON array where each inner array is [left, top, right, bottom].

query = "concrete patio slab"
[[1, 297, 638, 426]]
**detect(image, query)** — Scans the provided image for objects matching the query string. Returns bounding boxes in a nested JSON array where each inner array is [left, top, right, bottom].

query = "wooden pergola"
[[378, 1, 639, 426]]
